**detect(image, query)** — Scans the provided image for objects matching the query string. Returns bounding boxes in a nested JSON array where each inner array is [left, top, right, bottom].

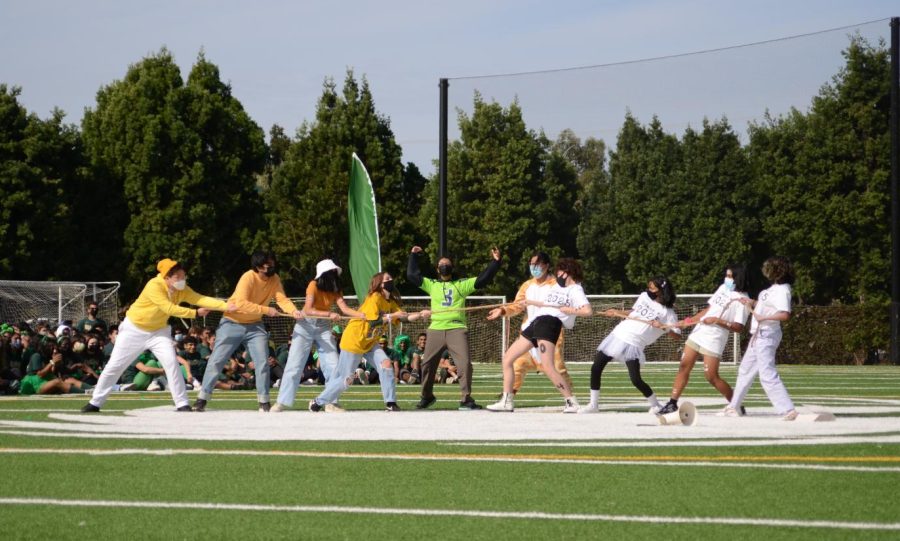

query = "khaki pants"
[[420, 328, 471, 400]]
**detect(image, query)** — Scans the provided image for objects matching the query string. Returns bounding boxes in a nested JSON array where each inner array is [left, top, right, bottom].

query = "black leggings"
[[590, 350, 654, 398]]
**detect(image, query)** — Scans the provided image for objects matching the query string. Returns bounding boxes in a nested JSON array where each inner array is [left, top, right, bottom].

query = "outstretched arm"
[[474, 247, 502, 289], [407, 247, 424, 288]]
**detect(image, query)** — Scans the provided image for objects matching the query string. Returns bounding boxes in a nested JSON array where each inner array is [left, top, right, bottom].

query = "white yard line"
[[0, 497, 897, 531]]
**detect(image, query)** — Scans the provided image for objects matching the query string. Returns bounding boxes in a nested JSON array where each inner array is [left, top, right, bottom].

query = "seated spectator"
[[75, 302, 108, 335], [391, 334, 419, 384], [199, 327, 215, 361], [0, 326, 20, 394], [438, 350, 459, 384], [19, 337, 90, 395], [103, 325, 118, 364], [77, 334, 106, 385], [176, 336, 205, 388], [121, 351, 192, 392]]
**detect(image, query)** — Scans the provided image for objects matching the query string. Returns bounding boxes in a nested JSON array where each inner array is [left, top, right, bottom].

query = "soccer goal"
[[0, 280, 121, 329]]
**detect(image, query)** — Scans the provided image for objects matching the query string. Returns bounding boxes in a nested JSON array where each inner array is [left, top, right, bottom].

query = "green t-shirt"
[[420, 277, 476, 330]]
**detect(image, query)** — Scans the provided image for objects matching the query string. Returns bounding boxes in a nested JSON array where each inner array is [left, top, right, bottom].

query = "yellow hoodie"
[[225, 270, 298, 324], [126, 274, 229, 331]]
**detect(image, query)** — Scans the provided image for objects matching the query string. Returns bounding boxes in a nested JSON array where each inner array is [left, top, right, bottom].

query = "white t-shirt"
[[611, 292, 681, 348], [521, 278, 557, 330], [750, 283, 792, 334], [688, 284, 750, 354], [534, 283, 590, 330]]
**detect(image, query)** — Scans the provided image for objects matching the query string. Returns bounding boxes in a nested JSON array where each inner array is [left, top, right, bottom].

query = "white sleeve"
[[664, 308, 682, 335], [773, 288, 792, 313], [571, 285, 590, 308]]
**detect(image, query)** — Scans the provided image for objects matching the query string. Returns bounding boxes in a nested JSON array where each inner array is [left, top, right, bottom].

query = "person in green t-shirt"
[[407, 245, 501, 410]]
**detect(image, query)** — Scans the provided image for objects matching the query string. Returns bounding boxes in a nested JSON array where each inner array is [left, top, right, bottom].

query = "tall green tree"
[[82, 49, 267, 294], [748, 35, 890, 303], [265, 71, 414, 294], [419, 94, 580, 296], [0, 86, 83, 279]]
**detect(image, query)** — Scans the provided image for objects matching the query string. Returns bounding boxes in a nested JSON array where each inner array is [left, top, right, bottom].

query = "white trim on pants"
[[88, 318, 188, 408], [728, 329, 794, 414]]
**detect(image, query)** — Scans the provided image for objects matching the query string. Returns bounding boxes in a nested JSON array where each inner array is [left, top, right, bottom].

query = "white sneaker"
[[781, 409, 798, 421], [119, 383, 135, 392], [577, 404, 599, 414], [562, 397, 580, 414], [272, 379, 281, 389], [486, 393, 514, 412], [648, 405, 661, 415], [355, 368, 368, 385], [716, 406, 741, 417], [147, 380, 162, 392], [270, 403, 286, 412], [192, 379, 202, 389], [324, 403, 345, 413]]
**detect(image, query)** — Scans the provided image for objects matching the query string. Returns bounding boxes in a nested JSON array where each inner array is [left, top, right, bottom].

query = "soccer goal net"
[[0, 280, 121, 329]]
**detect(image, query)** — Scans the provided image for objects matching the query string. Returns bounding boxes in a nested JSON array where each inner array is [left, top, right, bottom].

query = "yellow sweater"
[[225, 270, 298, 324], [126, 274, 229, 331]]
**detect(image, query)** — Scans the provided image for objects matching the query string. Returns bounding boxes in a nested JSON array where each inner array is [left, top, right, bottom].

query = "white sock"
[[647, 394, 660, 408], [589, 389, 600, 407]]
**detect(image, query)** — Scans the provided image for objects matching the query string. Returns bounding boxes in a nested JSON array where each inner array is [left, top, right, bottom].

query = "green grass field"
[[1, 363, 898, 540]]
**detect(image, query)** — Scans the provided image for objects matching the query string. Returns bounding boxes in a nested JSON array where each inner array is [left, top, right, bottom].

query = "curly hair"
[[762, 256, 795, 285]]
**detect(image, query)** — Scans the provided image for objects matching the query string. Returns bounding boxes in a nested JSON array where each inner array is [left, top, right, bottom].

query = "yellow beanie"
[[156, 258, 179, 276]]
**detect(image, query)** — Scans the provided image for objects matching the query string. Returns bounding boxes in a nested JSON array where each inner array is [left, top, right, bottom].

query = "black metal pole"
[[891, 17, 899, 364], [439, 78, 449, 259]]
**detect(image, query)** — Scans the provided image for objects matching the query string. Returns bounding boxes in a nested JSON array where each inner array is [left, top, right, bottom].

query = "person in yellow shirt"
[[81, 258, 232, 412], [309, 271, 429, 412], [193, 251, 302, 412], [486, 251, 573, 395]]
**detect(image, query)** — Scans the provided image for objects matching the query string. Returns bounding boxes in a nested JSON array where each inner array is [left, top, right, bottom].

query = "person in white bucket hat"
[[271, 258, 365, 412]]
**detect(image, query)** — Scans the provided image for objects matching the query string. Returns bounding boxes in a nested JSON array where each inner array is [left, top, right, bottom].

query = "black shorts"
[[521, 315, 563, 347]]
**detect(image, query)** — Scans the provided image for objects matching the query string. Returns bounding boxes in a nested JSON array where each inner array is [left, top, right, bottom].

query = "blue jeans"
[[198, 319, 271, 403], [314, 347, 396, 406], [277, 318, 339, 407]]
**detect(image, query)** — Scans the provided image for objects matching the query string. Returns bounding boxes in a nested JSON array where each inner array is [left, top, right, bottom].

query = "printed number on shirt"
[[544, 291, 571, 307], [441, 286, 453, 307], [631, 299, 661, 320]]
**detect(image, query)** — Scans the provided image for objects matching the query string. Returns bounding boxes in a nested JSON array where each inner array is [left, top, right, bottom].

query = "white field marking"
[[1, 447, 900, 473], [441, 435, 900, 448], [0, 497, 898, 531]]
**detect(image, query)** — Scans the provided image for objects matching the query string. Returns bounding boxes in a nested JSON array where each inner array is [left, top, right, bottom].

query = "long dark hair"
[[316, 269, 342, 294], [650, 275, 676, 308], [726, 263, 748, 292]]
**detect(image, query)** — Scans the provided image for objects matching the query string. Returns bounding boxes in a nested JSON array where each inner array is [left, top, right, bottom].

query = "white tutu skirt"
[[598, 334, 646, 365]]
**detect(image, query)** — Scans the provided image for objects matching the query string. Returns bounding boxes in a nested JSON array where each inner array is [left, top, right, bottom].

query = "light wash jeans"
[[198, 319, 271, 403], [276, 318, 339, 407], [314, 347, 396, 407]]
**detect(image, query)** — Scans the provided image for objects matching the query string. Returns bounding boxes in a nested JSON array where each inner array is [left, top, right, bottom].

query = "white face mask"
[[724, 277, 735, 291], [172, 279, 187, 291]]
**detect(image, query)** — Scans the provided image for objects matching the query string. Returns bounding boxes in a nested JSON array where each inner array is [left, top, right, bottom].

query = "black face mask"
[[264, 267, 276, 277], [88, 309, 98, 316], [382, 281, 395, 293], [646, 289, 658, 300], [556, 274, 568, 288], [438, 264, 453, 277]]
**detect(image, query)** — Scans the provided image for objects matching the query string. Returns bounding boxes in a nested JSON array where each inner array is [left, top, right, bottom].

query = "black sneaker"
[[458, 397, 482, 411], [657, 400, 678, 415], [415, 395, 437, 410], [258, 402, 271, 412], [176, 405, 192, 412], [80, 403, 100, 413], [385, 402, 401, 412], [308, 399, 323, 412], [739, 405, 747, 416], [192, 399, 207, 412]]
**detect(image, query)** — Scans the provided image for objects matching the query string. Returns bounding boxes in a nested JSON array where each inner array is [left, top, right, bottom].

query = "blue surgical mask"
[[724, 277, 735, 291], [529, 265, 544, 278]]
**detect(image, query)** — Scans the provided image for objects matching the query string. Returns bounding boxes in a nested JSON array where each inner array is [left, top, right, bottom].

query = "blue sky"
[[1, 1, 896, 175]]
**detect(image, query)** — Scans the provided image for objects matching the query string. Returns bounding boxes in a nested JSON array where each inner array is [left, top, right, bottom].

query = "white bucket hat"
[[315, 259, 342, 279]]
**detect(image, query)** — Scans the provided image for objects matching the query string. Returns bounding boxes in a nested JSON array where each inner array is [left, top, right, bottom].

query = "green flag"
[[348, 153, 381, 297]]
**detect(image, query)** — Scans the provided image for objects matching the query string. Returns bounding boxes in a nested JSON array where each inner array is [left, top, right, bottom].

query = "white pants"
[[88, 318, 188, 408], [728, 329, 794, 414]]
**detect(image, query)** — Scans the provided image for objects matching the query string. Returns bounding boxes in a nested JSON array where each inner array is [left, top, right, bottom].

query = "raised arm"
[[407, 247, 424, 288], [474, 247, 502, 290]]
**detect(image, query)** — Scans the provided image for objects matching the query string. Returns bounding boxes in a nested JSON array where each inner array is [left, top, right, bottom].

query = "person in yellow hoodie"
[[193, 251, 301, 412], [486, 251, 573, 394], [81, 259, 232, 412]]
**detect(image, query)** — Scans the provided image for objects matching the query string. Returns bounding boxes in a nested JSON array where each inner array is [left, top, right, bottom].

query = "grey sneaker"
[[258, 402, 271, 412], [80, 403, 100, 413], [458, 397, 482, 411], [192, 399, 207, 412], [657, 400, 678, 415]]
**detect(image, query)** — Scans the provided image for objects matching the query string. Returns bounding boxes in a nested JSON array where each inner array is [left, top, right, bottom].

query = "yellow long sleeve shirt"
[[126, 275, 229, 331], [224, 270, 298, 324]]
